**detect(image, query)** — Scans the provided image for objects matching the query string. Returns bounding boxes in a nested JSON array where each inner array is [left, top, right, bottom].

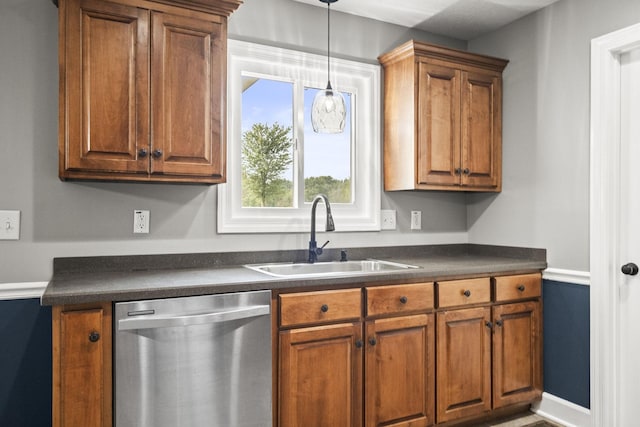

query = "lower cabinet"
[[52, 302, 112, 427], [277, 283, 436, 427], [436, 306, 492, 422], [435, 274, 543, 424], [365, 313, 435, 427], [276, 273, 542, 427], [279, 322, 364, 427]]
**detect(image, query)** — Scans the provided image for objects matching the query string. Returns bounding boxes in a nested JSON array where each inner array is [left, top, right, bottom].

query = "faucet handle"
[[316, 240, 330, 256]]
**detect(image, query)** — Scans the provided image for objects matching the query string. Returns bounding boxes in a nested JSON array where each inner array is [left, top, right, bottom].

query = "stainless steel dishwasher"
[[114, 290, 272, 427]]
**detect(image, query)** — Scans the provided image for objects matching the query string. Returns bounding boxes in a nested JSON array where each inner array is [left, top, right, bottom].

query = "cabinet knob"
[[455, 168, 462, 175], [463, 290, 471, 297], [463, 168, 470, 175], [152, 149, 163, 159], [320, 304, 329, 313], [368, 337, 377, 346], [399, 296, 408, 304], [355, 340, 363, 349], [138, 148, 148, 158], [485, 321, 493, 330], [496, 319, 504, 327], [88, 331, 100, 343], [517, 284, 526, 292]]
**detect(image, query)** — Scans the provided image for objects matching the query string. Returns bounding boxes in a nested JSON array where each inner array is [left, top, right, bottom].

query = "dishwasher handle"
[[117, 304, 270, 331]]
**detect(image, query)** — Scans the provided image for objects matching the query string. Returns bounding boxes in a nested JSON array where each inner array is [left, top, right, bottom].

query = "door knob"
[[621, 263, 639, 276]]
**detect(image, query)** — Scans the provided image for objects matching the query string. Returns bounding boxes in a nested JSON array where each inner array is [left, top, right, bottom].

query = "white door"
[[618, 47, 640, 427]]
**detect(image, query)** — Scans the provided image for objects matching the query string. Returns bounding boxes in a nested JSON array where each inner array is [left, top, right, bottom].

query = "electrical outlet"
[[133, 210, 149, 234], [411, 210, 422, 230], [381, 210, 397, 230], [0, 210, 20, 240]]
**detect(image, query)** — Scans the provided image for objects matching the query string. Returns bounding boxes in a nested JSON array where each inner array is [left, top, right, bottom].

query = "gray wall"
[[467, 0, 640, 271], [0, 0, 467, 283]]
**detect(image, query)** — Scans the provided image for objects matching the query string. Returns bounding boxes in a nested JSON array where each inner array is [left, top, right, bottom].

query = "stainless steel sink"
[[245, 259, 419, 278]]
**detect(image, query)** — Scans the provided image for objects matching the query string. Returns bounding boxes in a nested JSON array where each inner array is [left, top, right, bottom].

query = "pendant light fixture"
[[311, 0, 346, 134]]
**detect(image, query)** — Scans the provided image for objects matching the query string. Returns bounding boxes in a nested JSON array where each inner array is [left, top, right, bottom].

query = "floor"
[[485, 412, 564, 427]]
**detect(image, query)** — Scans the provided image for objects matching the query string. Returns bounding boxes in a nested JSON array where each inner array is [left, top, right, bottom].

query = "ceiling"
[[292, 0, 561, 40]]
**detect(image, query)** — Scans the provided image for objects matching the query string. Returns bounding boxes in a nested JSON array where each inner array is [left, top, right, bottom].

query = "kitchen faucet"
[[308, 194, 335, 263]]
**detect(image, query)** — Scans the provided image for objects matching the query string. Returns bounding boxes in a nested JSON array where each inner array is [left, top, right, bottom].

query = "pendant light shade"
[[311, 0, 346, 134]]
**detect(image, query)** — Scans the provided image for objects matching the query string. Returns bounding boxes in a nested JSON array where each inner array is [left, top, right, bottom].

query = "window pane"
[[303, 87, 352, 203], [241, 76, 294, 207]]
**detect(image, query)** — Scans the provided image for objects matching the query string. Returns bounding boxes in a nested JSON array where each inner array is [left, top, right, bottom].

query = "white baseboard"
[[0, 282, 47, 301], [533, 392, 591, 427]]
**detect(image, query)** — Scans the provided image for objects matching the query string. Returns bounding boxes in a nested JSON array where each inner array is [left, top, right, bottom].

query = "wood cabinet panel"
[[53, 303, 112, 427], [494, 273, 542, 302], [493, 301, 542, 408], [365, 282, 434, 317], [461, 72, 502, 189], [436, 306, 492, 423], [437, 277, 491, 308], [365, 314, 435, 427], [279, 289, 362, 328], [417, 63, 460, 187], [151, 11, 225, 179], [279, 322, 363, 427], [62, 0, 149, 175]]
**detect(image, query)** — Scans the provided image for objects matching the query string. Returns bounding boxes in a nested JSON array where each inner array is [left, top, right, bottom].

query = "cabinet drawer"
[[493, 273, 541, 302], [365, 282, 434, 317], [279, 289, 361, 327], [437, 278, 491, 308]]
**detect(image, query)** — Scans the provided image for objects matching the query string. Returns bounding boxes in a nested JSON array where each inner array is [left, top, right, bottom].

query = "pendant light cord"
[[327, 1, 331, 90]]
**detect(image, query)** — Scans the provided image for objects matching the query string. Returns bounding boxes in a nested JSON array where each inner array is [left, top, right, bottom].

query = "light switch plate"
[[411, 210, 422, 230], [381, 210, 397, 230], [0, 210, 20, 240]]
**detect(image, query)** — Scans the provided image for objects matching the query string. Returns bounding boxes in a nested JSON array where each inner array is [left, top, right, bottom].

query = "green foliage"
[[241, 122, 293, 207], [304, 176, 351, 203]]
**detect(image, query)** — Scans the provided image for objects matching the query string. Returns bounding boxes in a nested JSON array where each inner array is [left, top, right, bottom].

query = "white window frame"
[[217, 40, 381, 233]]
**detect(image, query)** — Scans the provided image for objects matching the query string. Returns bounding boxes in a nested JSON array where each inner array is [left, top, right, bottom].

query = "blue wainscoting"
[[542, 279, 590, 409], [0, 298, 51, 427]]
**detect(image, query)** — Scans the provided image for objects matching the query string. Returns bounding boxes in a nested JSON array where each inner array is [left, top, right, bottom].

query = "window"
[[218, 40, 380, 233]]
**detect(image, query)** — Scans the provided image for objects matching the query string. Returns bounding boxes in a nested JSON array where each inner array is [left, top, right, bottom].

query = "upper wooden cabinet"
[[57, 0, 242, 183], [379, 40, 508, 192]]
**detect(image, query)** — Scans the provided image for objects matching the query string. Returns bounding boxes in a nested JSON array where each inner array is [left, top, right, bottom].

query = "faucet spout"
[[309, 194, 335, 263]]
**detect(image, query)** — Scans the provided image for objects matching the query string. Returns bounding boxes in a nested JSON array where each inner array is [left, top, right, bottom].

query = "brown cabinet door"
[[53, 304, 112, 427], [436, 306, 491, 423], [365, 314, 435, 427], [493, 301, 542, 408], [151, 12, 226, 181], [62, 0, 149, 176], [460, 71, 502, 190], [279, 322, 363, 427], [417, 62, 461, 187]]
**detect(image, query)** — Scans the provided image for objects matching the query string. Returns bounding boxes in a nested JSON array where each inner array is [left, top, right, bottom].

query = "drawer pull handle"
[[320, 304, 329, 313], [88, 331, 100, 343], [399, 296, 408, 304], [463, 290, 471, 297], [517, 284, 526, 292], [368, 337, 377, 346]]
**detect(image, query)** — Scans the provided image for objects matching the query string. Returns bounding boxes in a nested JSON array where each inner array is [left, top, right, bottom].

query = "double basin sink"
[[245, 259, 419, 278]]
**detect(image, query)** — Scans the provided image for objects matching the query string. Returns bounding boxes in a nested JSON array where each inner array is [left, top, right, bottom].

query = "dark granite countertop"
[[41, 244, 547, 306]]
